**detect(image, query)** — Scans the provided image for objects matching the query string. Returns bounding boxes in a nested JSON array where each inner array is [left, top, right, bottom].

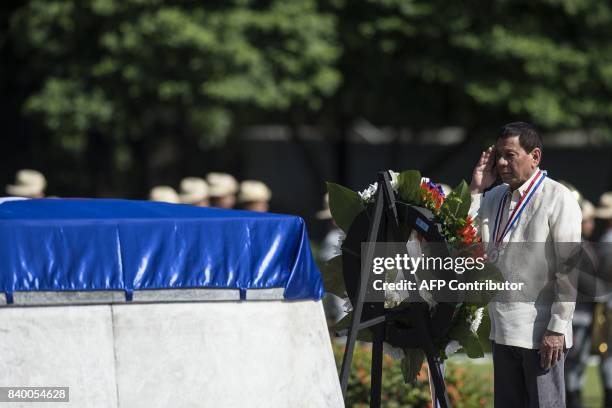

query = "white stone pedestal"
[[0, 300, 343, 408]]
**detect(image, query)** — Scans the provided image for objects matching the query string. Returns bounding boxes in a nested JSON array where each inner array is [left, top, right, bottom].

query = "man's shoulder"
[[542, 176, 576, 202], [477, 184, 508, 213], [542, 177, 582, 220], [482, 184, 507, 200]]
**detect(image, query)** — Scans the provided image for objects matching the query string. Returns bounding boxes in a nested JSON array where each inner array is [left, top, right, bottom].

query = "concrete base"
[[0, 301, 342, 408]]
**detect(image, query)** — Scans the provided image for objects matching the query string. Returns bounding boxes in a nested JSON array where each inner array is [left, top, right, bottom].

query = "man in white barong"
[[469, 122, 582, 408]]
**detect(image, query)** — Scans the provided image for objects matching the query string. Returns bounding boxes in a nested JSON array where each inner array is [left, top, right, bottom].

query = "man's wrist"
[[469, 183, 484, 194]]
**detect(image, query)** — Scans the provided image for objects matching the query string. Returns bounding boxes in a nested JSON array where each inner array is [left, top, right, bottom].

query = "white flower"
[[445, 340, 462, 356], [469, 307, 484, 333], [384, 291, 403, 309], [383, 342, 405, 360], [416, 282, 437, 309], [358, 170, 400, 203], [336, 233, 345, 252], [388, 170, 399, 191], [343, 298, 353, 313], [358, 182, 378, 203]]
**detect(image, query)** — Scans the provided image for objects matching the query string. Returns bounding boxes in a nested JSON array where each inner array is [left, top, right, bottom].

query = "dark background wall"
[[241, 139, 612, 240]]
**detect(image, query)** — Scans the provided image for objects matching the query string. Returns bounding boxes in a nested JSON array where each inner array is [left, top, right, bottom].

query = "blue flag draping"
[[0, 198, 324, 301]]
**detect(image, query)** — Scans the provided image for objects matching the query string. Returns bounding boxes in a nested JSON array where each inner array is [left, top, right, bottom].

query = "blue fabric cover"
[[0, 199, 323, 301]]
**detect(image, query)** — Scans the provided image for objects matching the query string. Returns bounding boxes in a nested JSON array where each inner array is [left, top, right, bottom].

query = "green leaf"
[[397, 170, 422, 204], [401, 349, 425, 383], [462, 331, 484, 358], [440, 180, 471, 220], [334, 312, 352, 331], [333, 312, 373, 342], [326, 182, 365, 233], [322, 255, 346, 297], [449, 318, 484, 358], [454, 180, 472, 219]]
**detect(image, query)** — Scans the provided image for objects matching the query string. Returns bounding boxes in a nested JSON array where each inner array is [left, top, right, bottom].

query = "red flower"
[[457, 217, 478, 245], [420, 181, 445, 212]]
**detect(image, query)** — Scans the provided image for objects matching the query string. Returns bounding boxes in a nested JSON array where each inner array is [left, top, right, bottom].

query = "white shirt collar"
[[509, 167, 541, 197]]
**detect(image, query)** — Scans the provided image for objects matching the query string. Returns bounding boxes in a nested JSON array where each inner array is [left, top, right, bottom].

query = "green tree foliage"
[[9, 0, 340, 190], [323, 0, 612, 135], [5, 0, 612, 194]]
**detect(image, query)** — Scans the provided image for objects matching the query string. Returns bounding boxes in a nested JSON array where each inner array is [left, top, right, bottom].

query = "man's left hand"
[[539, 330, 565, 369]]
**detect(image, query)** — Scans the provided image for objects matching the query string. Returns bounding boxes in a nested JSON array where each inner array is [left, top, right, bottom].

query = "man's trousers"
[[493, 342, 566, 408]]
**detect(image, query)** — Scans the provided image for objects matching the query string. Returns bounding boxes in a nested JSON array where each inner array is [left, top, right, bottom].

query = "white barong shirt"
[[469, 168, 582, 349]]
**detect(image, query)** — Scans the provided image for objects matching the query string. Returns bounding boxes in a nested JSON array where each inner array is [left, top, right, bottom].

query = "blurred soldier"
[[149, 186, 180, 204], [565, 193, 597, 408], [317, 193, 343, 262], [317, 193, 345, 325], [598, 192, 612, 242], [596, 192, 612, 407], [5, 169, 46, 198], [206, 172, 238, 209], [237, 180, 271, 212], [178, 177, 209, 207], [581, 200, 596, 238]]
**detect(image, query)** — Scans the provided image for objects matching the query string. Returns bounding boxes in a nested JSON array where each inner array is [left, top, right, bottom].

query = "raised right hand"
[[470, 146, 497, 194]]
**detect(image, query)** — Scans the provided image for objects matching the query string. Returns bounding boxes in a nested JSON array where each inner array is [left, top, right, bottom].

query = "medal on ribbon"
[[488, 246, 500, 263]]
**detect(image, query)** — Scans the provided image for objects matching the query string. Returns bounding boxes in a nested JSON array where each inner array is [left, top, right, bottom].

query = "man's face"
[[196, 199, 209, 207], [244, 201, 269, 212], [582, 218, 594, 238], [495, 135, 541, 190], [211, 195, 236, 209]]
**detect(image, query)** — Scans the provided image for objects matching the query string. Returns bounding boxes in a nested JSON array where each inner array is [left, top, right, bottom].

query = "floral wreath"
[[323, 170, 501, 383]]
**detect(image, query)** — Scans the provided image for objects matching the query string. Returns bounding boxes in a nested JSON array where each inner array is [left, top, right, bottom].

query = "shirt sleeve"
[[547, 188, 582, 334], [469, 193, 483, 232]]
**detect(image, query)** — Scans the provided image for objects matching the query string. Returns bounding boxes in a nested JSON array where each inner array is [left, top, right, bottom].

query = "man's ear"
[[531, 148, 542, 167]]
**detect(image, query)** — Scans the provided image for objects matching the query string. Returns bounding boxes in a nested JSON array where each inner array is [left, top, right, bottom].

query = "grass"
[[584, 364, 603, 408], [447, 356, 604, 408]]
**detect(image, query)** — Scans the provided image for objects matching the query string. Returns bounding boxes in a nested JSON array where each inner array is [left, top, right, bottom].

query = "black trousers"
[[493, 342, 566, 408]]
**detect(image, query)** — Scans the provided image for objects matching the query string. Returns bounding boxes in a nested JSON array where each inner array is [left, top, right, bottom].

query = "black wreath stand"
[[338, 171, 452, 408]]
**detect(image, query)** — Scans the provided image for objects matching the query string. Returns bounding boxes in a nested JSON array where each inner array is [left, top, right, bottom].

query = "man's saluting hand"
[[470, 145, 497, 194]]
